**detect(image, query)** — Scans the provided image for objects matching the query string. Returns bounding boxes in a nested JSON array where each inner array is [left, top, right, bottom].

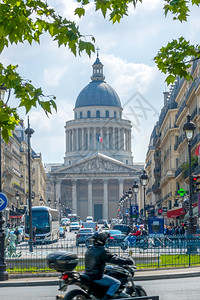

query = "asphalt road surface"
[[1, 277, 200, 300]]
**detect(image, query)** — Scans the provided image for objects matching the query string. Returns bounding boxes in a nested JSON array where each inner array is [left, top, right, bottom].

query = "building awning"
[[9, 210, 22, 219], [167, 207, 186, 218]]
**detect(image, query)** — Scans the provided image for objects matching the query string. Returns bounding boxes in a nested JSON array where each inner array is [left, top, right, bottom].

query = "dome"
[[75, 53, 121, 108], [75, 81, 121, 108]]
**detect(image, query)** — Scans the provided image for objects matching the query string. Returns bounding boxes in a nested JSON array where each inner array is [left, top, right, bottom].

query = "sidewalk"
[[1, 267, 200, 287]]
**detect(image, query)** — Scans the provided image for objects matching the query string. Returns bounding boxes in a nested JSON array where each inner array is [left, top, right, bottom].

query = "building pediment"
[[52, 153, 142, 175]]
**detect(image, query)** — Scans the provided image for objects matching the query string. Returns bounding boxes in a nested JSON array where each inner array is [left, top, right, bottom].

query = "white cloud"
[[44, 66, 68, 86], [102, 54, 159, 98]]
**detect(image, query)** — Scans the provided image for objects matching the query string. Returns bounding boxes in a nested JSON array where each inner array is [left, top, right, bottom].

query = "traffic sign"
[[0, 192, 8, 212]]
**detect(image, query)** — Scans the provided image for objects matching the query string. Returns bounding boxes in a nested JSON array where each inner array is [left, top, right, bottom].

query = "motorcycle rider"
[[85, 231, 133, 300]]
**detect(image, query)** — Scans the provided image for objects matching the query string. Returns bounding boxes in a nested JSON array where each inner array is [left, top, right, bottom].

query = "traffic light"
[[192, 175, 200, 194]]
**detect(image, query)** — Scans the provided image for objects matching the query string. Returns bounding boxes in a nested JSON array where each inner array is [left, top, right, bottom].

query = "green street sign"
[[178, 188, 187, 197]]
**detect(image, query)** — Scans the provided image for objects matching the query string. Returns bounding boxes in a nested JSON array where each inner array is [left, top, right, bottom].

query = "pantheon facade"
[[47, 54, 144, 221]]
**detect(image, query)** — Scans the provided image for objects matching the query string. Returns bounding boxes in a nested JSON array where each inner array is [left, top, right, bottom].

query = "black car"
[[103, 229, 126, 246], [112, 224, 131, 235], [76, 228, 94, 245]]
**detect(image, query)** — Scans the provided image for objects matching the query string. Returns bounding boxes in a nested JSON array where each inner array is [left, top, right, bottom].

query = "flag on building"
[[195, 144, 200, 155], [97, 135, 103, 143]]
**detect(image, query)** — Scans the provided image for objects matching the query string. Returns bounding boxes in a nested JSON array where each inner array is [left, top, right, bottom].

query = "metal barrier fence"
[[5, 235, 200, 274]]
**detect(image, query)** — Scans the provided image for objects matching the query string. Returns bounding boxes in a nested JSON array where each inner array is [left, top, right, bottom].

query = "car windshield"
[[71, 222, 79, 225], [108, 230, 122, 235], [79, 229, 93, 233]]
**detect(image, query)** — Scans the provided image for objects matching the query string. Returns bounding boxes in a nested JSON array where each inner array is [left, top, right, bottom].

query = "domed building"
[[48, 54, 143, 221]]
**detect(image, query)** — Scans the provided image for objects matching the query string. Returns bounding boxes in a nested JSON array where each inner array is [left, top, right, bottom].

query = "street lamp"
[[132, 181, 139, 222], [0, 84, 8, 281], [128, 188, 133, 224], [25, 117, 34, 252], [39, 196, 43, 206], [54, 199, 57, 209], [15, 191, 20, 227], [47, 198, 51, 207], [59, 200, 62, 221], [140, 170, 149, 227], [183, 114, 196, 235]]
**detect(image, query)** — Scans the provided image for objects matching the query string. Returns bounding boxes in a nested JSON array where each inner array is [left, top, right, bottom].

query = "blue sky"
[[2, 0, 200, 164]]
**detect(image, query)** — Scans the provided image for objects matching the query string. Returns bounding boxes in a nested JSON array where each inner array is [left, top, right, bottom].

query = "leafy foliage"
[[1, 0, 200, 140], [0, 0, 95, 140], [154, 37, 200, 85]]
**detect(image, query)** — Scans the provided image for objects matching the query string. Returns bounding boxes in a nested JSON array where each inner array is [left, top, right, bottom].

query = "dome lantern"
[[91, 48, 105, 82]]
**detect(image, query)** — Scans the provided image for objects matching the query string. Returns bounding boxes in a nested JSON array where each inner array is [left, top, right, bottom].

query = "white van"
[[86, 216, 93, 222]]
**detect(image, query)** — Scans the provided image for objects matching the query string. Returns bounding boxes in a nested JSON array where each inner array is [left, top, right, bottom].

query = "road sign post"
[[0, 192, 8, 281]]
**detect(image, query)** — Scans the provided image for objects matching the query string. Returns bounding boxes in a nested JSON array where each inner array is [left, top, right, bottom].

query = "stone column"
[[88, 127, 90, 150], [100, 127, 103, 150], [103, 179, 108, 220], [94, 127, 97, 150], [72, 179, 77, 213], [116, 128, 119, 150], [76, 128, 79, 151], [88, 179, 92, 216], [106, 127, 108, 150], [70, 129, 73, 152], [82, 128, 84, 150], [129, 130, 132, 151], [119, 179, 124, 198], [66, 130, 68, 152]]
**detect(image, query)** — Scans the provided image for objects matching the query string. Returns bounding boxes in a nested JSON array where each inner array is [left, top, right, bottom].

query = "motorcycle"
[[46, 251, 147, 300]]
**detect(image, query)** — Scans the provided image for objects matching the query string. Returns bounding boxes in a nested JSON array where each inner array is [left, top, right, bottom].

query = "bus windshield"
[[68, 214, 80, 223], [25, 210, 50, 234]]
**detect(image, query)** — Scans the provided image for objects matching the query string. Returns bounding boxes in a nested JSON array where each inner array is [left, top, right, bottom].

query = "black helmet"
[[92, 231, 110, 246]]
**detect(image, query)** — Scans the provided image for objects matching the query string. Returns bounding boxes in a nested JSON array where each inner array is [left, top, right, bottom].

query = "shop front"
[[167, 207, 186, 226]]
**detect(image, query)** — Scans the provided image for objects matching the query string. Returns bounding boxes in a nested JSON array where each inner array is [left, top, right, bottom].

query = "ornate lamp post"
[[128, 188, 133, 225], [39, 196, 43, 206], [15, 191, 20, 227], [0, 85, 8, 281], [183, 114, 196, 235], [132, 181, 139, 222], [140, 170, 149, 227], [54, 199, 57, 209], [25, 117, 34, 252], [47, 198, 51, 207], [59, 199, 62, 222]]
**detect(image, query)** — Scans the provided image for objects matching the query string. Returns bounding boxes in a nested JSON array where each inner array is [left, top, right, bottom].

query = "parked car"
[[112, 224, 131, 235], [76, 228, 94, 246], [103, 229, 126, 246], [69, 222, 80, 233], [59, 227, 66, 238]]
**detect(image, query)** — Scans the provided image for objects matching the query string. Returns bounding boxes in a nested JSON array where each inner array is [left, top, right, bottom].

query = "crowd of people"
[[164, 224, 186, 236]]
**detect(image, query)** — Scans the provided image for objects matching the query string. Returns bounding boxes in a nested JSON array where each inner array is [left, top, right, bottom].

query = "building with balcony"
[[1, 120, 46, 224], [145, 59, 200, 225]]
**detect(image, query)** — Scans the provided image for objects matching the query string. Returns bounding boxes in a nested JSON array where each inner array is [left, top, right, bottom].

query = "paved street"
[[1, 277, 200, 300]]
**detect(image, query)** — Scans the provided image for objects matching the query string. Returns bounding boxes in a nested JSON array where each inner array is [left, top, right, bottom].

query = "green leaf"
[[74, 7, 85, 17]]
